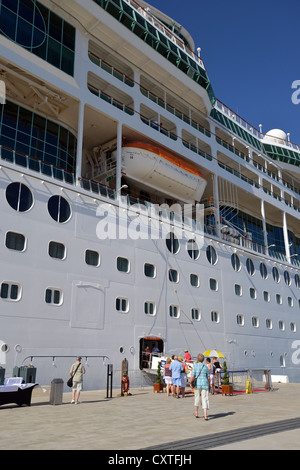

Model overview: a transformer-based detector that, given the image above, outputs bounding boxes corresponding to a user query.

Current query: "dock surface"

[0,383,299,450]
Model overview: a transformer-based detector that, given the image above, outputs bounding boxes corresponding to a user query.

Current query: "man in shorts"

[169,355,183,398]
[70,356,86,404]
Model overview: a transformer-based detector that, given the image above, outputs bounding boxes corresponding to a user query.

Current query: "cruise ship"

[0,0,300,389]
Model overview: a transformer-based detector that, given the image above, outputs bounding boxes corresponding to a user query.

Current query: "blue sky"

[147,0,300,144]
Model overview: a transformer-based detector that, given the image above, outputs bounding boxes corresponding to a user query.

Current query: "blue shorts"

[172,377,182,387]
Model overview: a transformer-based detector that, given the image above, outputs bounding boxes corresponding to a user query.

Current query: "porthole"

[187,239,199,260]
[166,232,179,254]
[48,195,71,223]
[284,270,291,286]
[295,274,300,288]
[1,343,9,353]
[206,245,217,265]
[231,253,240,272]
[272,266,280,283]
[246,258,255,276]
[6,182,33,212]
[260,263,268,279]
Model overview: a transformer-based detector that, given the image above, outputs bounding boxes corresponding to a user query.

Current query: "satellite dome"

[263,129,287,145]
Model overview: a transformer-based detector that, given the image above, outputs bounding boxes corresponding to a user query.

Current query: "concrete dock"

[0,383,299,450]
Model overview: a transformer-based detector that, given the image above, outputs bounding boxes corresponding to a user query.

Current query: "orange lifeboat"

[119,142,206,204]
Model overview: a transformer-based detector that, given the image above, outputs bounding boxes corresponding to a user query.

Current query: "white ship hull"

[0,0,299,390]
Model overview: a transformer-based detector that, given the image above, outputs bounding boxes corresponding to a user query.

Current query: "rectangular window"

[5,231,26,251]
[235,284,242,296]
[190,273,199,287]
[144,301,155,315]
[45,288,62,305]
[144,263,155,278]
[252,316,259,328]
[117,257,129,273]
[263,291,270,302]
[169,305,179,318]
[116,297,128,312]
[191,308,200,321]
[85,249,100,266]
[209,278,218,291]
[211,311,220,323]
[0,282,21,301]
[169,269,178,283]
[48,241,65,259]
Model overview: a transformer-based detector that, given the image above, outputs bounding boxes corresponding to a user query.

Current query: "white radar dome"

[263,129,287,145]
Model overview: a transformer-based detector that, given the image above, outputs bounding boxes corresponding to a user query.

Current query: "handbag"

[67,362,81,388]
[191,364,204,388]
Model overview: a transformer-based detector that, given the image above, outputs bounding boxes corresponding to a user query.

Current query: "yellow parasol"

[203,349,225,358]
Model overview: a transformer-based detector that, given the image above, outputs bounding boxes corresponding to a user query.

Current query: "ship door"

[139,337,164,369]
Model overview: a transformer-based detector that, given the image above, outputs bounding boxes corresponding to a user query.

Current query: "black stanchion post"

[106,364,113,398]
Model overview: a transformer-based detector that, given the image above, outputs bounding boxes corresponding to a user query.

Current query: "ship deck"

[0,382,299,451]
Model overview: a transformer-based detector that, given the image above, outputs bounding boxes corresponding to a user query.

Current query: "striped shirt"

[191,362,209,389]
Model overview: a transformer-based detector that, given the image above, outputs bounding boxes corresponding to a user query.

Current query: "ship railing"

[123,0,206,70]
[88,51,134,87]
[0,145,75,185]
[215,99,300,153]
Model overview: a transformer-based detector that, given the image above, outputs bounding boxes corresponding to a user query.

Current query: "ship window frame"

[144,263,156,278]
[169,304,179,318]
[246,258,255,276]
[295,274,300,288]
[48,241,66,260]
[206,245,217,265]
[235,284,242,296]
[47,195,71,223]
[252,316,259,328]
[263,291,270,302]
[278,320,285,331]
[266,318,272,330]
[191,308,201,321]
[144,301,156,316]
[187,239,200,260]
[236,314,244,326]
[260,262,268,279]
[284,270,291,286]
[209,278,218,291]
[287,296,293,307]
[166,232,180,254]
[117,256,130,273]
[45,287,63,305]
[6,182,33,213]
[211,310,220,323]
[0,281,22,301]
[290,322,296,332]
[276,294,282,305]
[169,268,179,283]
[272,266,280,283]
[190,273,199,287]
[85,249,100,267]
[250,287,257,299]
[231,253,241,272]
[116,297,129,313]
[5,231,26,252]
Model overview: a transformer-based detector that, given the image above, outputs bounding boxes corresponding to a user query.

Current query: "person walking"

[206,357,215,394]
[169,355,183,398]
[190,353,210,420]
[163,358,173,396]
[70,356,86,404]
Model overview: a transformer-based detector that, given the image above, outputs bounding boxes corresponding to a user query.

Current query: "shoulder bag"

[191,364,204,389]
[67,362,81,388]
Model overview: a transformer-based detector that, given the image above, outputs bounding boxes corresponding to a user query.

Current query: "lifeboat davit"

[119,142,207,204]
